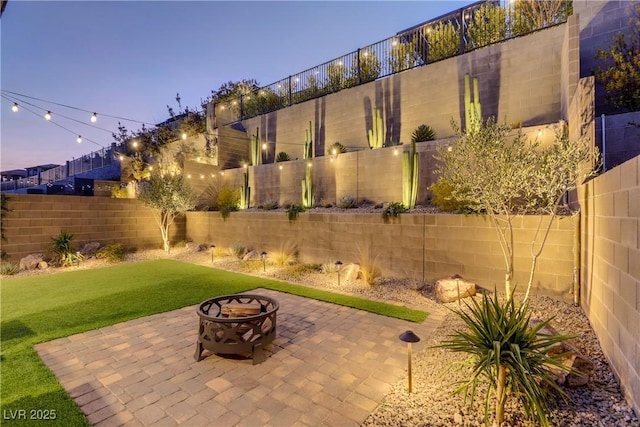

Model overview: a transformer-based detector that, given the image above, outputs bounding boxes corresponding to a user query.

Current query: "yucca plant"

[438,291,573,426]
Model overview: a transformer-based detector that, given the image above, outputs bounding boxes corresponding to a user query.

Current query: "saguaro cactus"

[303,121,313,159]
[368,108,384,149]
[301,163,315,208]
[464,74,482,134]
[239,170,250,209]
[251,127,261,166]
[402,139,419,209]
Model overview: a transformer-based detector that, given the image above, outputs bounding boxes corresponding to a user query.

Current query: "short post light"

[335,260,343,286]
[210,244,216,263]
[75,251,81,268]
[399,330,421,393]
[261,251,267,272]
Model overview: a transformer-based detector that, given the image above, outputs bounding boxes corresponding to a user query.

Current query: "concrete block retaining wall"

[236,23,568,162]
[185,210,576,301]
[1,195,184,261]
[579,155,640,415]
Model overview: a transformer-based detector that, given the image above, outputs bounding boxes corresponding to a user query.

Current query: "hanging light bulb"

[77,135,82,143]
[91,112,97,123]
[182,132,187,140]
[45,111,52,121]
[12,103,19,112]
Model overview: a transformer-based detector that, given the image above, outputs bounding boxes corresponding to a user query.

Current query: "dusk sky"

[1,1,469,171]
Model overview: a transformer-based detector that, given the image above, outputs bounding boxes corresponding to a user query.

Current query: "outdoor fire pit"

[194,294,279,365]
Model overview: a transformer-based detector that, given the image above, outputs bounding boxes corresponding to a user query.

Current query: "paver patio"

[35,289,443,426]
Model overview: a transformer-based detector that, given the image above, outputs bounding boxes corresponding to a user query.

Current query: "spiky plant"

[438,291,573,426]
[275,152,291,162]
[411,124,436,142]
[51,230,79,267]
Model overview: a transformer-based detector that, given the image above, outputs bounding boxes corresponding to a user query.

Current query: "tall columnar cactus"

[464,74,482,134]
[239,170,250,209]
[301,163,315,208]
[368,108,384,149]
[303,121,313,159]
[402,139,419,209]
[251,127,261,166]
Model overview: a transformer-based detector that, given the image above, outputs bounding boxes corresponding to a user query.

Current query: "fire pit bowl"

[194,294,278,365]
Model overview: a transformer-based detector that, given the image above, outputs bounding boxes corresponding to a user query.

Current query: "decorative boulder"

[37,261,49,270]
[78,242,101,258]
[532,320,595,387]
[435,274,476,303]
[19,253,45,270]
[186,242,206,252]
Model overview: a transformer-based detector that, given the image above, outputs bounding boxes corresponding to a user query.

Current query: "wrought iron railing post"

[356,48,362,84]
[459,6,466,54]
[288,76,293,106]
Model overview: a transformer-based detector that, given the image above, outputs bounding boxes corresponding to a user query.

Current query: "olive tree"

[435,118,597,301]
[137,173,197,253]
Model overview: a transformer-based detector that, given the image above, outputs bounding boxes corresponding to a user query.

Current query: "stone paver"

[35,289,442,426]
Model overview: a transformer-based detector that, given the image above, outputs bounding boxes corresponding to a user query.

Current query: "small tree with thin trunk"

[436,117,597,426]
[435,117,597,301]
[137,173,197,253]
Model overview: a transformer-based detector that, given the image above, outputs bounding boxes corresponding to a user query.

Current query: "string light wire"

[1,89,155,126]
[2,94,104,148]
[2,92,119,134]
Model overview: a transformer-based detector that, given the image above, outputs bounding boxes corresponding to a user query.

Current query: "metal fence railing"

[215,0,571,124]
[1,145,121,192]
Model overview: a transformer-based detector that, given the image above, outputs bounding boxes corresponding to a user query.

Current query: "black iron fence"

[0,145,121,192]
[215,0,571,123]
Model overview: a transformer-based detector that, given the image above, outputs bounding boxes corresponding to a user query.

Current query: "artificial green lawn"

[1,259,427,426]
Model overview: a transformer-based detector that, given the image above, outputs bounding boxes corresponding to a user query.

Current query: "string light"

[77,135,82,143]
[1,89,154,125]
[44,111,52,121]
[12,103,18,112]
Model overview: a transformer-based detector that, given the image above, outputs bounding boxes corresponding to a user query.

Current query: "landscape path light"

[210,244,216,263]
[335,260,343,286]
[261,251,267,272]
[399,330,421,393]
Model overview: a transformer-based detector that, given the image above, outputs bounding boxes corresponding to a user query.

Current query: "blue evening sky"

[1,1,469,171]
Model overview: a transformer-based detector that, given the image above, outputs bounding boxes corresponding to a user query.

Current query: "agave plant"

[411,124,436,142]
[275,152,291,162]
[51,230,82,267]
[438,291,573,426]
